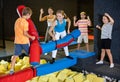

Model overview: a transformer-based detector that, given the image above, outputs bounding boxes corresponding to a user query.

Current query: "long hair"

[56,10,68,19]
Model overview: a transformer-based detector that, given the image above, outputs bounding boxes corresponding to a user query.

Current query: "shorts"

[101,39,111,49]
[77,34,88,43]
[14,44,29,56]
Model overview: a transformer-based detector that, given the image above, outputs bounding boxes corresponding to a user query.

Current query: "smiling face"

[102,16,109,24]
[80,13,86,19]
[48,8,54,15]
[56,13,64,21]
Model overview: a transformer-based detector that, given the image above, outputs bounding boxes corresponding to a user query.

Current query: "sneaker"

[110,63,114,68]
[96,61,103,64]
[44,53,48,55]
[9,69,14,75]
[50,58,55,64]
[66,56,74,59]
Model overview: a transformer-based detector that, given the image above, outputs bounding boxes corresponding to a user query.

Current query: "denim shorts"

[14,44,29,56]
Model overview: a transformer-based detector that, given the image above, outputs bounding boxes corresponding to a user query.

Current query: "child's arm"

[66,17,71,34]
[104,13,114,24]
[87,16,92,26]
[49,21,56,41]
[96,25,101,30]
[24,31,35,40]
[73,16,77,27]
[39,8,47,22]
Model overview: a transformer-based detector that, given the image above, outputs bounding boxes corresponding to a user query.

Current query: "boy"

[10,7,35,74]
[73,12,91,51]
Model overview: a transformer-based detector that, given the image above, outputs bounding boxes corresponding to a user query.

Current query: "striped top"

[75,19,89,34]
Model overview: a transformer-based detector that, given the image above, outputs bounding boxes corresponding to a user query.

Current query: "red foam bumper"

[0,67,35,82]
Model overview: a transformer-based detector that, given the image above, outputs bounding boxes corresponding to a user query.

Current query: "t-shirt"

[54,19,66,32]
[76,19,89,35]
[101,23,113,39]
[47,15,56,27]
[14,17,29,44]
[41,15,56,27]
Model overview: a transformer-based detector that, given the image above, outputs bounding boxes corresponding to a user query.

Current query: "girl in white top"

[39,7,56,42]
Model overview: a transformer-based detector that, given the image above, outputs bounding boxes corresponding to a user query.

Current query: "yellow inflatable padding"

[93,77,105,82]
[67,71,77,78]
[15,63,22,71]
[73,73,84,82]
[38,75,49,82]
[7,63,11,70]
[65,77,74,82]
[83,79,90,82]
[47,71,59,77]
[20,64,30,70]
[17,59,23,65]
[40,59,47,64]
[30,77,39,82]
[48,76,58,82]
[86,73,97,82]
[0,65,6,74]
[5,71,10,74]
[22,56,29,65]
[57,69,69,81]
[0,60,9,69]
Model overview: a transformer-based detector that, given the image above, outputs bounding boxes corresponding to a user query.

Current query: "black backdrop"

[0,0,5,48]
[1,0,78,39]
[3,0,120,64]
[94,0,120,64]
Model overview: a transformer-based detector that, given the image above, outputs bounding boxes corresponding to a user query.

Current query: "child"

[49,10,73,64]
[96,13,114,68]
[73,12,91,51]
[39,7,56,42]
[10,7,35,74]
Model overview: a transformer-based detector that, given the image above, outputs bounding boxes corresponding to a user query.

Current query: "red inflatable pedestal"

[0,67,35,82]
[30,40,42,65]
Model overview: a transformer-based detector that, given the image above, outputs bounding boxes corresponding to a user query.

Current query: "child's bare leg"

[100,49,106,61]
[77,43,80,50]
[10,56,18,70]
[106,49,113,64]
[86,43,89,52]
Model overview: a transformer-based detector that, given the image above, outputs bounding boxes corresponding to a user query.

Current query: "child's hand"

[52,36,56,41]
[96,25,101,29]
[31,36,35,41]
[87,16,90,20]
[73,16,77,21]
[104,13,109,17]
[40,8,44,14]
[67,30,70,34]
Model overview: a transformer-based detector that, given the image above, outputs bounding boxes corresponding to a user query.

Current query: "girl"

[49,10,73,64]
[96,13,114,68]
[39,7,56,42]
